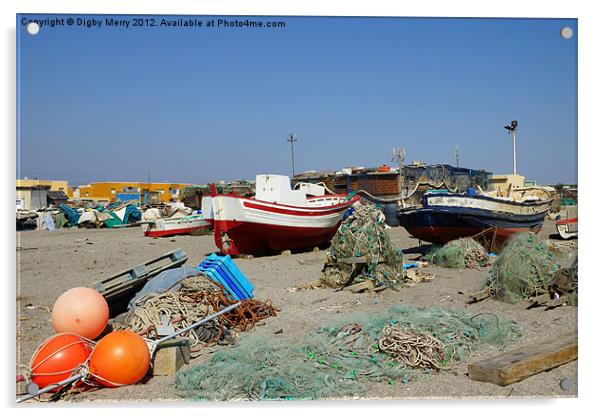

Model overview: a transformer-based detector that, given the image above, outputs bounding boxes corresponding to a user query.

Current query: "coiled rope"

[378,325,445,369]
[118,274,279,357]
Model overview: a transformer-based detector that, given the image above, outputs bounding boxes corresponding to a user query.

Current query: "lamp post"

[287,133,298,177]
[504,120,518,175]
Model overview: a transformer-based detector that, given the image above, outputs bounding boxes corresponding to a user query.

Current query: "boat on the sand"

[142,213,210,238]
[208,174,359,255]
[555,204,577,239]
[397,187,553,246]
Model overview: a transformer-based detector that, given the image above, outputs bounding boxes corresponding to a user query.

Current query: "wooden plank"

[339,256,367,264]
[467,289,491,304]
[468,331,577,386]
[545,296,569,310]
[527,293,551,308]
[346,280,375,293]
[152,338,190,376]
[338,255,386,265]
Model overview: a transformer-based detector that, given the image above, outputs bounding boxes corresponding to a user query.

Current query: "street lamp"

[504,120,518,175]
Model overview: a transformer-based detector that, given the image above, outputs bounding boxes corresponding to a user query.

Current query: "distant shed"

[47,190,69,207]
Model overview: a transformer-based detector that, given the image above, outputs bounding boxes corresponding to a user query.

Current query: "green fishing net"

[321,202,404,289]
[175,304,522,400]
[566,255,578,306]
[425,238,490,269]
[487,232,559,304]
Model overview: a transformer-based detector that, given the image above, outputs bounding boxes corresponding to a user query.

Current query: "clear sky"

[16,14,577,186]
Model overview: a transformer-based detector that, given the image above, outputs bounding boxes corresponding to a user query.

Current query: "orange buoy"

[30,333,94,389]
[88,330,150,387]
[51,287,109,340]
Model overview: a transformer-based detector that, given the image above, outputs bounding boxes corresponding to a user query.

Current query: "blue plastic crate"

[203,254,254,296]
[202,268,245,300]
[197,253,254,300]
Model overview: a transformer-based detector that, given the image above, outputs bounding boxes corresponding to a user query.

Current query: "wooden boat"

[208,174,359,255]
[397,187,553,246]
[555,205,577,239]
[142,213,210,238]
[556,218,577,239]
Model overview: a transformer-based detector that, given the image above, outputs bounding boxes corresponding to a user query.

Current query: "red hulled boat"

[207,174,359,255]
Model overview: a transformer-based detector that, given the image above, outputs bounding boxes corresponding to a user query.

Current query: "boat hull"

[556,218,577,240]
[397,193,551,245]
[143,215,210,238]
[211,194,359,255]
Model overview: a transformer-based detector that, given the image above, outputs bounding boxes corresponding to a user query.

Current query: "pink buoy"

[51,287,109,340]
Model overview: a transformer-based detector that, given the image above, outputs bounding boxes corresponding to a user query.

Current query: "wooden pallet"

[468,331,577,386]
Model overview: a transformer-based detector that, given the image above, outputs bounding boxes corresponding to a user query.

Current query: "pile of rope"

[175,304,522,400]
[487,232,559,304]
[547,239,578,253]
[117,275,279,357]
[378,326,444,369]
[321,201,405,289]
[425,238,490,269]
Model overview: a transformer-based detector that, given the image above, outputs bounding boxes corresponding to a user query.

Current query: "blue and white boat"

[397,188,552,245]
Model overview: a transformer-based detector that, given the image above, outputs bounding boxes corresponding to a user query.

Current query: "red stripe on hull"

[214,220,341,255]
[556,218,578,225]
[221,193,355,210]
[145,225,210,238]
[406,225,542,245]
[242,200,352,216]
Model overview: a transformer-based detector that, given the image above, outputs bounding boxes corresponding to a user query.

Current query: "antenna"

[392,147,406,198]
[287,133,298,177]
[455,144,460,168]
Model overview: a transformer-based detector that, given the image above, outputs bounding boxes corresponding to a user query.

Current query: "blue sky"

[16,15,577,186]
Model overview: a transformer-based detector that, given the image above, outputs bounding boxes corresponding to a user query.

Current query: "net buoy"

[88,330,150,387]
[30,333,93,390]
[51,287,109,339]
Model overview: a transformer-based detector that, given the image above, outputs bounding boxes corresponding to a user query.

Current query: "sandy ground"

[15,219,577,402]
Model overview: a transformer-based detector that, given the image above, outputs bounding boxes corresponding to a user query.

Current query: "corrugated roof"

[47,191,68,200]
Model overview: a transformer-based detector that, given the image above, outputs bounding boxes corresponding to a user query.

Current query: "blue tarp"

[43,213,55,231]
[58,204,79,227]
[122,204,141,223]
[128,266,200,311]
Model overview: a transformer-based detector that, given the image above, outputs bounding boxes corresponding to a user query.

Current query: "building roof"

[47,191,69,200]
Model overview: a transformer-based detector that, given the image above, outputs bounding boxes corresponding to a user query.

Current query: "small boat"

[397,187,553,246]
[208,174,359,255]
[556,218,578,239]
[142,213,210,238]
[555,204,578,239]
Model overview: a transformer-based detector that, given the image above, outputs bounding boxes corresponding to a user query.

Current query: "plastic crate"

[197,253,254,300]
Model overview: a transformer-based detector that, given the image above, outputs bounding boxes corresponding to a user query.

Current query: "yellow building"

[16,179,73,198]
[75,182,194,203]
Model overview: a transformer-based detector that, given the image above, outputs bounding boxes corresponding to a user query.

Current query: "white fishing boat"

[208,174,359,255]
[142,213,210,238]
[555,204,578,239]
